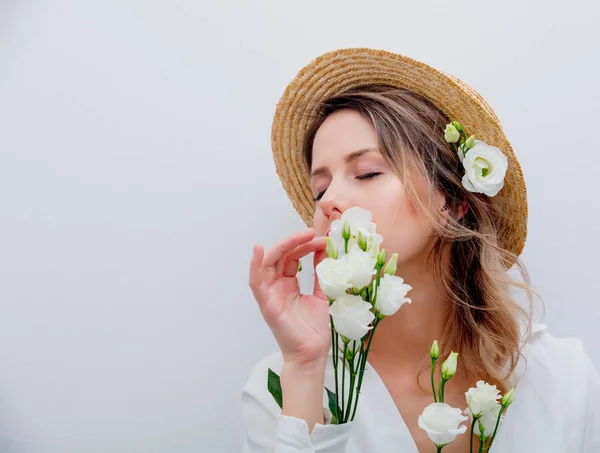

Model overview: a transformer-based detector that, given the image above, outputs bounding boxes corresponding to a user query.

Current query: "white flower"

[465,380,501,417]
[478,405,504,439]
[315,258,353,299]
[374,274,412,316]
[461,140,508,197]
[444,124,460,143]
[344,249,377,290]
[329,207,382,257]
[418,402,468,447]
[329,294,375,341]
[465,404,504,439]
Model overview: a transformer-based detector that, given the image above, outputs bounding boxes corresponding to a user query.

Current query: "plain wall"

[0,1,598,452]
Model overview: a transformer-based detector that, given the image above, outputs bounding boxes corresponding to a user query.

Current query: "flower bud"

[444,124,460,143]
[383,253,398,276]
[377,248,387,268]
[441,352,459,380]
[477,419,486,439]
[357,231,367,251]
[465,135,476,149]
[326,237,338,259]
[430,340,439,360]
[345,346,355,361]
[342,220,351,241]
[452,121,464,133]
[502,388,515,407]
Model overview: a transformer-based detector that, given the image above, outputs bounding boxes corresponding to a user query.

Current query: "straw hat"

[271,48,527,264]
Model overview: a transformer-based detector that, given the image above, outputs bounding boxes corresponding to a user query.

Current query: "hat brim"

[271,48,527,266]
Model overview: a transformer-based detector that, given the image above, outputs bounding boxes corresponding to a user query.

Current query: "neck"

[368,258,449,369]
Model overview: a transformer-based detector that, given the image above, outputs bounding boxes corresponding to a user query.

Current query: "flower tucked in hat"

[444,121,508,197]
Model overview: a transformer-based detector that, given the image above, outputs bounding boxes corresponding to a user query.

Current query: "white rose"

[466,404,504,439]
[461,141,508,197]
[315,258,353,299]
[329,207,382,256]
[344,249,377,290]
[374,274,412,316]
[329,294,375,341]
[465,380,501,417]
[418,402,468,447]
[478,405,503,439]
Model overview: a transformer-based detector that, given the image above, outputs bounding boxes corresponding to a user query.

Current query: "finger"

[263,229,315,268]
[249,244,270,305]
[281,237,327,277]
[313,247,328,299]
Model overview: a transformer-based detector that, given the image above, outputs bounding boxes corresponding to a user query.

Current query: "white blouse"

[241,324,600,452]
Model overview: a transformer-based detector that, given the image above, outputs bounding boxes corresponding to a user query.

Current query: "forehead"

[311,109,379,165]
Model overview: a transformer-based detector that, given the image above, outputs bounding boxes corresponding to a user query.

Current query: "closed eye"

[314,190,326,202]
[356,172,382,180]
[314,172,382,202]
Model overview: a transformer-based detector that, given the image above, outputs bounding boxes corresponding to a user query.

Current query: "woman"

[242,48,599,452]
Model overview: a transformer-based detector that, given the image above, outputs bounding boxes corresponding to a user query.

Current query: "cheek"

[371,185,435,260]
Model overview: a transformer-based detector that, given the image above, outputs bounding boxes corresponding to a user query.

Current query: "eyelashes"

[356,171,382,180]
[314,172,383,202]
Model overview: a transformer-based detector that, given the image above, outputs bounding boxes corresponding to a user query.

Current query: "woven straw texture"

[271,48,527,265]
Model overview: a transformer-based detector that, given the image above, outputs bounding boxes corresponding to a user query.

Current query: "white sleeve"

[241,353,353,453]
[582,350,600,449]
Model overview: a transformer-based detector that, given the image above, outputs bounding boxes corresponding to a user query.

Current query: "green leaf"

[325,386,340,424]
[267,368,283,409]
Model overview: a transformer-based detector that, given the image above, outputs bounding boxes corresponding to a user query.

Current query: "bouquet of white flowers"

[267,206,412,424]
[265,207,516,452]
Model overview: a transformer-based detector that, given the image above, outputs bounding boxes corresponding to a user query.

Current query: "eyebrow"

[310,148,378,178]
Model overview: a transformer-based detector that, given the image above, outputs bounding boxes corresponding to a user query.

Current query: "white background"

[0,1,598,452]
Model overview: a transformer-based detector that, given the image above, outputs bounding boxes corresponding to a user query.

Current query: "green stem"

[430,358,438,402]
[330,316,342,422]
[436,446,443,453]
[438,378,446,403]
[343,341,357,422]
[350,317,381,421]
[486,404,506,450]
[469,416,477,453]
[341,341,347,419]
[478,438,485,453]
[373,266,382,305]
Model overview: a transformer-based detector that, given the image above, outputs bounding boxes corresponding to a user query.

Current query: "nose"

[319,183,350,221]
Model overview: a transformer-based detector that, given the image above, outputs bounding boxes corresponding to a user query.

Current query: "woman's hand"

[249,228,331,368]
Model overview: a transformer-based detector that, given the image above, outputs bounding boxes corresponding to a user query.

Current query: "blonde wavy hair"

[301,85,539,393]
